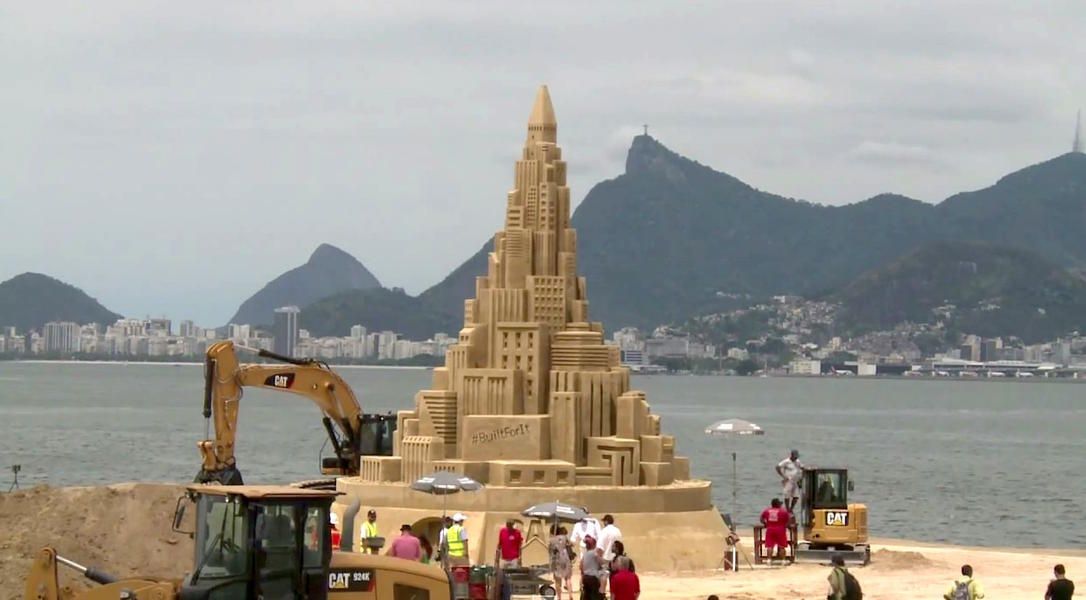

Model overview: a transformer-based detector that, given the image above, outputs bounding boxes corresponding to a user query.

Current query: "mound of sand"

[869,548,940,570]
[0,483,191,598]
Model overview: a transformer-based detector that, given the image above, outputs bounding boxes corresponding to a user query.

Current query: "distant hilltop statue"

[1075,109,1083,154]
[227,244,381,326]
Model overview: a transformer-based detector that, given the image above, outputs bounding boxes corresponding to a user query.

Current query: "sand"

[632,538,1086,600]
[0,483,192,599]
[2,484,1082,599]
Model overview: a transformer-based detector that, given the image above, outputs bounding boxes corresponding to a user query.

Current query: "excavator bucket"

[194,464,244,486]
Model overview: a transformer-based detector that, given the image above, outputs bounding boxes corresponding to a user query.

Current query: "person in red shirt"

[315,511,342,551]
[329,512,342,550]
[760,498,792,563]
[609,556,639,600]
[498,519,523,568]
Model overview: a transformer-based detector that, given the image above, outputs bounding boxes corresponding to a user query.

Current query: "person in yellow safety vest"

[360,509,379,554]
[445,513,470,564]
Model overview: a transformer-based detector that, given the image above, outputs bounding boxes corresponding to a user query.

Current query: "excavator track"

[291,478,339,490]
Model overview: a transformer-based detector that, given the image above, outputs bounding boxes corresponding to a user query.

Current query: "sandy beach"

[2,483,1082,599]
[635,538,1085,599]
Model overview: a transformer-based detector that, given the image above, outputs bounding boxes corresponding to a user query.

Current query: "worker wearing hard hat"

[441,513,470,565]
[360,509,380,554]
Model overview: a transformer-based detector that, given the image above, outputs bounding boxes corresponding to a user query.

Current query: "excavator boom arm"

[196,341,364,485]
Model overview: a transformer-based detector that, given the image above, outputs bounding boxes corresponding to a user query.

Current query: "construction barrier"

[752,525,798,565]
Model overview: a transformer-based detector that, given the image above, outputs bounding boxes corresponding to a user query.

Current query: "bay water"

[1,362,1082,548]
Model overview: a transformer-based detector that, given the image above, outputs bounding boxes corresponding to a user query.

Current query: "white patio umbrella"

[705,418,765,436]
[410,471,484,519]
[521,501,590,523]
[522,500,590,537]
[411,471,484,565]
[705,419,765,522]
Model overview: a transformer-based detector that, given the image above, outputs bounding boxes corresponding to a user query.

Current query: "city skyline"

[2,3,1084,325]
[1,313,459,363]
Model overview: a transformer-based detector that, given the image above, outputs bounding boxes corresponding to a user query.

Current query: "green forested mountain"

[419,139,1086,331]
[300,287,460,340]
[0,272,122,332]
[229,244,382,326]
[835,241,1086,343]
[289,140,1086,337]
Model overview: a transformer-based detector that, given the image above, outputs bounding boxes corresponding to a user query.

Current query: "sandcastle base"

[334,477,730,571]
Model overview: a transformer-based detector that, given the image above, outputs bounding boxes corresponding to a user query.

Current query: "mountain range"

[5,137,1086,344]
[376,137,1086,334]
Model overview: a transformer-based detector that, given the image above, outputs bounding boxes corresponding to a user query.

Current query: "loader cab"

[178,485,337,600]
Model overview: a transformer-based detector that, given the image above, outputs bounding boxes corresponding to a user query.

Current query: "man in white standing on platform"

[776,449,804,514]
[569,515,600,591]
[597,514,622,595]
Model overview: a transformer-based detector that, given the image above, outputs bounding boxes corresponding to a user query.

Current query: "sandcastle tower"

[337,86,727,569]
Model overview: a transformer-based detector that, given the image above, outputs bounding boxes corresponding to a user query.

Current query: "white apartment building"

[43,321,81,353]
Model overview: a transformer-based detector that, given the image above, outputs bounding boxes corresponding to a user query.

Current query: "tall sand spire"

[527,85,557,143]
[337,86,727,571]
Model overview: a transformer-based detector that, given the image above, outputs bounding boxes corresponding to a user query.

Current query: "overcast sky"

[2,2,1084,326]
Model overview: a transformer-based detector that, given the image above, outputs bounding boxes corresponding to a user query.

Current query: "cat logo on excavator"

[825,511,849,526]
[264,373,295,389]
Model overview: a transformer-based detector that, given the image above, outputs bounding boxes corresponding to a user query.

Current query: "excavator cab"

[178,485,336,599]
[794,467,870,565]
[320,413,397,476]
[358,413,397,457]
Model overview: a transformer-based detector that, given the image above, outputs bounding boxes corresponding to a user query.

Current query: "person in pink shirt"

[387,524,422,561]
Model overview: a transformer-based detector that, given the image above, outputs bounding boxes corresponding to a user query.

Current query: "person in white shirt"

[596,515,622,594]
[569,516,600,553]
[569,516,600,591]
[775,449,804,513]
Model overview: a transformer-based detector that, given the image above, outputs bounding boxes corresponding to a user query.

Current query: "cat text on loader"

[195,341,397,487]
[795,467,870,565]
[25,485,452,599]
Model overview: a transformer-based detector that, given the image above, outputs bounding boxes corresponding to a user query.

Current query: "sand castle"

[336,86,728,569]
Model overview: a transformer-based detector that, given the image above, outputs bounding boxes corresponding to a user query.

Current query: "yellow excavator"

[795,467,870,565]
[195,341,397,487]
[25,484,452,599]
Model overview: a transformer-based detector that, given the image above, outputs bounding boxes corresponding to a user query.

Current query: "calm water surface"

[1,362,1082,548]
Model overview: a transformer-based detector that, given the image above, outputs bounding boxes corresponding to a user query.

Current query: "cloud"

[0,1,1083,324]
[846,141,943,167]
